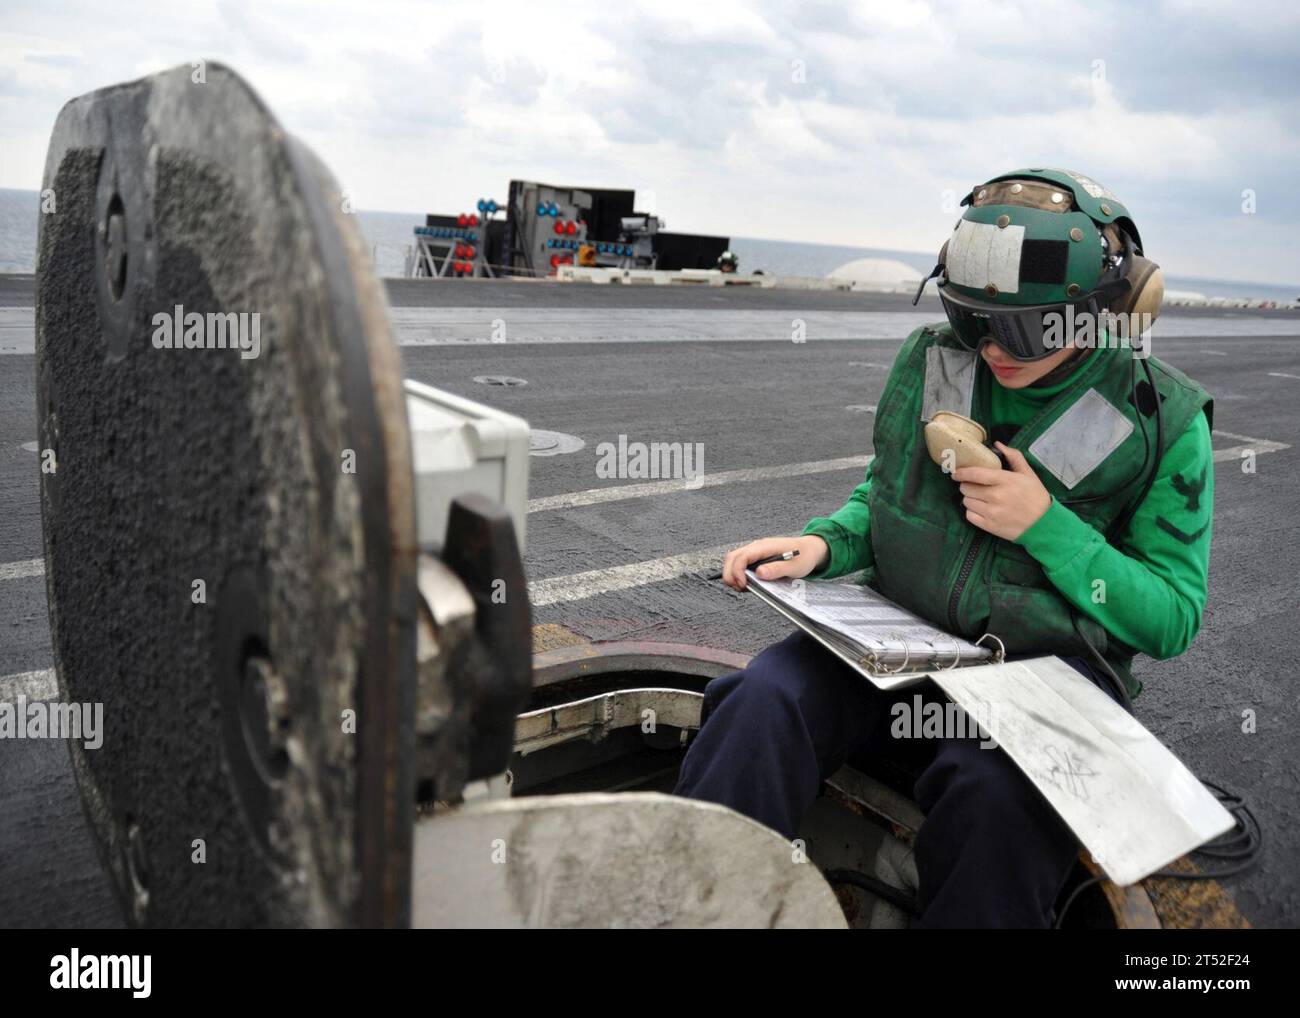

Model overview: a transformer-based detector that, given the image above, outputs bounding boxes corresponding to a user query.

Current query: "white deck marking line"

[1214,442,1289,460]
[10,309,1300,355]
[0,458,874,580]
[1203,350,1227,356]
[2,436,1290,604]
[527,455,871,512]
[529,544,737,607]
[530,436,1290,605]
[527,431,1285,514]
[0,557,43,581]
[0,668,57,701]
[1268,372,1300,380]
[1212,429,1290,457]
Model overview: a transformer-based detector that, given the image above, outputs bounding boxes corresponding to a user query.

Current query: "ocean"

[2,187,1295,304]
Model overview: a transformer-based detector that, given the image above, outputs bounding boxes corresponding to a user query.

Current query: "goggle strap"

[912,263,944,306]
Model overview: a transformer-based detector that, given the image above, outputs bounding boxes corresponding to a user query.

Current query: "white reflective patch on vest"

[946,219,1025,294]
[921,346,977,421]
[1028,388,1134,490]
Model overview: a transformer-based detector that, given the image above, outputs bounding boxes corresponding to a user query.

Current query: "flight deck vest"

[865,323,1213,699]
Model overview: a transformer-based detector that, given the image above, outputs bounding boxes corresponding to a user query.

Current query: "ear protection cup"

[1120,256,1164,323]
[1105,227,1164,325]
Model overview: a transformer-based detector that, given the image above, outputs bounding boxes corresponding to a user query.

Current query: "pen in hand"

[748,550,800,571]
[706,549,799,581]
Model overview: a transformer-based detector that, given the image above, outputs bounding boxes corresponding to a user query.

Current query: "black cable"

[1053,874,1106,928]
[1062,353,1169,710]
[1105,356,1165,543]
[1071,613,1133,717]
[823,868,923,917]
[1053,779,1262,928]
[1059,226,1165,526]
[1070,610,1133,713]
[826,773,1260,928]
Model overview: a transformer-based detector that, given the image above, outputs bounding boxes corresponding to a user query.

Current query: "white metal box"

[403,380,530,553]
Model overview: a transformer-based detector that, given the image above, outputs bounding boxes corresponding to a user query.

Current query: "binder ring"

[933,634,963,671]
[870,629,912,675]
[975,632,1006,663]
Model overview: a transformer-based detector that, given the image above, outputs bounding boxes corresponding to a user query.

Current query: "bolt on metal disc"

[36,63,417,927]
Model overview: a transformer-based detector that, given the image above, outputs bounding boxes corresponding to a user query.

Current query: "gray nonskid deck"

[1,281,1297,926]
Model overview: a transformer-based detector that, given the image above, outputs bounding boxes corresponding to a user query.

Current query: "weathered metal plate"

[36,63,417,927]
[412,792,848,929]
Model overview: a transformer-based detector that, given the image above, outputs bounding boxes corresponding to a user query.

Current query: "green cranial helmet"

[920,168,1163,360]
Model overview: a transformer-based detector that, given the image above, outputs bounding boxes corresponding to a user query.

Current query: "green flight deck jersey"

[801,323,1214,700]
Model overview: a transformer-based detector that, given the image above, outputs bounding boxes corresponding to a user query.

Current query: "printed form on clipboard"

[744,569,1236,886]
[743,571,1002,690]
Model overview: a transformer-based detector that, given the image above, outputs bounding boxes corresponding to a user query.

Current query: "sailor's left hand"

[953,442,1051,541]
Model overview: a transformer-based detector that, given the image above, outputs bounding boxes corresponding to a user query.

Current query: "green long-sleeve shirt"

[802,362,1214,662]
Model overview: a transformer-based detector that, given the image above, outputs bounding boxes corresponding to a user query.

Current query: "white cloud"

[0,0,1296,284]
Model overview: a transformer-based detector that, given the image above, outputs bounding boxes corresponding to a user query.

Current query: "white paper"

[929,656,1236,886]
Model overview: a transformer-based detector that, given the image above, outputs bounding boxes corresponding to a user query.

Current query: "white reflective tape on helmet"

[1051,168,1120,203]
[946,220,1025,295]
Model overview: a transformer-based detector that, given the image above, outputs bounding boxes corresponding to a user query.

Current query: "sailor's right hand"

[721,535,829,592]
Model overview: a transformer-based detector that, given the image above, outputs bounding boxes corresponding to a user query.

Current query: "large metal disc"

[36,63,417,927]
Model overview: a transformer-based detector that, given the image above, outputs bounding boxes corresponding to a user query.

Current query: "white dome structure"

[827,257,924,293]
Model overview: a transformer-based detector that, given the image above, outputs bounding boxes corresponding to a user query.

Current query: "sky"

[1,0,1298,285]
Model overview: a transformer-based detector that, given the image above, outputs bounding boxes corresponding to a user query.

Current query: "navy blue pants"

[673,630,1124,928]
